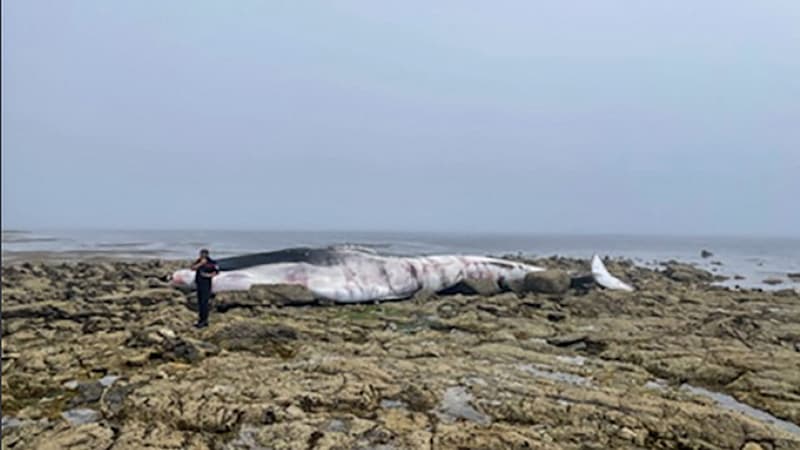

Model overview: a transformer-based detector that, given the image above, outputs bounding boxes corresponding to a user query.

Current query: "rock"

[663,263,713,283]
[546,333,588,347]
[546,311,568,322]
[2,416,24,429]
[61,408,101,425]
[788,272,800,281]
[438,279,502,296]
[22,353,48,371]
[101,382,137,418]
[734,275,746,280]
[523,270,571,294]
[215,284,317,310]
[618,427,638,441]
[2,302,80,320]
[125,353,149,367]
[701,250,714,258]
[435,386,491,425]
[763,278,783,285]
[398,384,437,412]
[249,284,316,305]
[126,326,176,348]
[411,289,437,304]
[774,289,797,297]
[6,258,800,448]
[211,320,298,357]
[99,375,119,387]
[568,274,596,290]
[163,337,219,363]
[741,443,765,450]
[67,381,104,407]
[31,423,114,450]
[126,326,218,363]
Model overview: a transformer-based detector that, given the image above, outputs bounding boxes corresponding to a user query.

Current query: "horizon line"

[2,227,799,241]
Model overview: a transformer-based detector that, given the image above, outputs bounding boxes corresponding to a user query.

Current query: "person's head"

[200,248,210,258]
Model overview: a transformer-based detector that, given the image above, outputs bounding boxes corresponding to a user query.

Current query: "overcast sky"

[2,1,798,235]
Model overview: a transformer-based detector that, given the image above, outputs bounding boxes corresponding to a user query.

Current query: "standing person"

[190,248,219,328]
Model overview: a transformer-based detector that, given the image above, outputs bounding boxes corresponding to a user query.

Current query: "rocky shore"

[2,257,799,449]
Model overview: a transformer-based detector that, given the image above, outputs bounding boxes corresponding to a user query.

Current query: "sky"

[2,1,799,235]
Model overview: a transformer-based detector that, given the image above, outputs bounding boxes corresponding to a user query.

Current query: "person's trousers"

[196,281,211,324]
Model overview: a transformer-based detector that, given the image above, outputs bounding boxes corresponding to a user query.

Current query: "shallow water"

[436,386,491,425]
[520,364,800,437]
[680,384,800,436]
[644,379,800,436]
[61,408,101,425]
[518,364,591,386]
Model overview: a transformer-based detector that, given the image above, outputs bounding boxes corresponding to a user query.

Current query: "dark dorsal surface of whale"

[215,247,346,271]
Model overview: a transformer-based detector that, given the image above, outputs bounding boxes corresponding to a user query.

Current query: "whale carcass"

[169,245,633,303]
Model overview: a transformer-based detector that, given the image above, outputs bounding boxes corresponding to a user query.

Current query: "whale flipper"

[591,254,634,292]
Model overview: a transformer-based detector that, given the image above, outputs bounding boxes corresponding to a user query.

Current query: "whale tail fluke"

[590,254,635,292]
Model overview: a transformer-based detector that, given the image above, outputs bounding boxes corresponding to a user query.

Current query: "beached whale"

[169,245,633,303]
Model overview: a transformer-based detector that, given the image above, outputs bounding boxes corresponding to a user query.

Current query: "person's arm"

[190,258,206,270]
[201,261,220,278]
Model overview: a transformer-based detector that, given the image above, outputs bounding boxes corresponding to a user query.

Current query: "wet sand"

[2,257,799,449]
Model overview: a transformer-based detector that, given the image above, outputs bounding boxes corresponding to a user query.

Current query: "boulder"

[701,249,714,258]
[522,270,571,294]
[162,337,219,363]
[126,326,218,363]
[663,263,713,283]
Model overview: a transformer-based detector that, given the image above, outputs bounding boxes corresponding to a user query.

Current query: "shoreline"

[2,257,799,448]
[4,250,799,292]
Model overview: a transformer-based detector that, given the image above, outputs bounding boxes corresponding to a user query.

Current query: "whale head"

[169,269,197,291]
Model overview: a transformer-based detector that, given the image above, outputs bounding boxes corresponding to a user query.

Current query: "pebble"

[380,399,408,409]
[546,334,588,347]
[99,375,119,387]
[618,427,638,441]
[2,416,24,429]
[125,353,149,367]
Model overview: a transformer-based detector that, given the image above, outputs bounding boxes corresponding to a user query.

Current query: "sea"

[2,229,799,290]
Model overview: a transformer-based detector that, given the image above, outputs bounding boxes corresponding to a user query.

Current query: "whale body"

[169,245,633,303]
